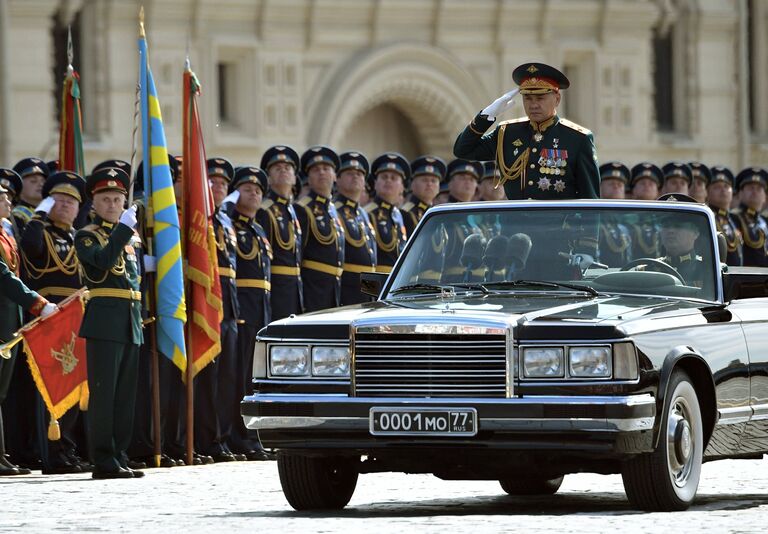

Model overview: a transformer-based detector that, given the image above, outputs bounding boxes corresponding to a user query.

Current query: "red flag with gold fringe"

[21,288,89,440]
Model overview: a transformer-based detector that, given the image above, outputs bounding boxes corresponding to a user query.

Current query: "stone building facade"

[1,0,767,172]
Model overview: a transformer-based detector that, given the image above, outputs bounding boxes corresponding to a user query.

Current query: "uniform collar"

[94,215,115,231]
[335,193,358,210]
[741,204,758,217]
[309,190,330,204]
[234,208,254,224]
[669,253,692,264]
[409,194,430,210]
[530,115,559,134]
[374,196,393,210]
[269,190,291,204]
[447,194,465,204]
[709,205,729,217]
[51,220,73,232]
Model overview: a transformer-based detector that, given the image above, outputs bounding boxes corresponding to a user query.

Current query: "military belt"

[218,267,236,278]
[302,259,343,277]
[87,288,142,301]
[236,279,271,291]
[343,262,376,274]
[38,286,79,298]
[271,265,301,277]
[375,265,393,274]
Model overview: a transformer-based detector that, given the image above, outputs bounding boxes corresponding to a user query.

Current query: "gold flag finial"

[139,6,145,38]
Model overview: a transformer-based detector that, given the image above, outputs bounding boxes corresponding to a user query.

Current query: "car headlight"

[270,345,309,376]
[312,346,350,377]
[569,346,612,378]
[522,347,564,378]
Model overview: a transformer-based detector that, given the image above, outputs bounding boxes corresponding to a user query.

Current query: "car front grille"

[353,333,508,398]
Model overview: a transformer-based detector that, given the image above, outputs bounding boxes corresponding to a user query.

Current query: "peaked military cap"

[0,168,22,198]
[46,160,60,174]
[261,145,300,172]
[207,158,235,182]
[230,166,268,194]
[662,162,693,186]
[480,161,499,182]
[371,152,411,184]
[657,192,698,203]
[87,167,130,198]
[338,151,369,176]
[410,156,447,182]
[689,162,711,186]
[630,162,663,188]
[708,165,734,187]
[512,62,570,94]
[93,159,131,175]
[599,161,630,184]
[43,171,86,202]
[447,159,483,181]
[735,167,768,191]
[13,157,49,179]
[300,145,340,175]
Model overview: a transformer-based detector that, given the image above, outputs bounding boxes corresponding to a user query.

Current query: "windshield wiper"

[483,279,599,297]
[390,283,490,295]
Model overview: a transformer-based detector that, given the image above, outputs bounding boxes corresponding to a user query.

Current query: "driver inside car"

[657,219,705,289]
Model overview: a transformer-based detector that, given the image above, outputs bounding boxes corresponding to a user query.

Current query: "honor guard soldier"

[454,62,600,200]
[228,166,272,460]
[477,161,507,202]
[75,167,145,479]
[0,169,22,237]
[446,159,482,203]
[707,166,742,266]
[597,163,632,267]
[0,181,56,476]
[732,167,768,267]
[20,171,89,474]
[661,162,693,197]
[689,162,711,204]
[257,146,303,321]
[402,156,445,235]
[629,163,663,259]
[11,158,49,232]
[296,146,345,312]
[365,153,409,274]
[334,152,377,305]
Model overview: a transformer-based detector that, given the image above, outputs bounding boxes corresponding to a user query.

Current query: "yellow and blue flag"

[139,26,187,371]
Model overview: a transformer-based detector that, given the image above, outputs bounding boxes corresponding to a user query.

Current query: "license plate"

[369,407,477,436]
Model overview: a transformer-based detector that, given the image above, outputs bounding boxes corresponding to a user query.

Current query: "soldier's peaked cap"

[0,168,22,198]
[13,157,49,179]
[662,162,693,186]
[708,165,734,187]
[230,166,268,194]
[338,151,370,176]
[43,171,86,202]
[207,158,235,182]
[86,167,130,198]
[261,145,300,171]
[735,167,768,191]
[630,162,663,188]
[512,63,570,94]
[410,156,447,182]
[447,159,483,181]
[300,146,340,174]
[599,161,630,184]
[371,152,411,184]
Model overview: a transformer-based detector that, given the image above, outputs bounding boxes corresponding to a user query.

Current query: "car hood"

[260,293,709,340]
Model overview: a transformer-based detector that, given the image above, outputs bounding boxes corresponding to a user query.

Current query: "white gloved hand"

[222,190,240,205]
[481,88,520,121]
[143,255,157,273]
[36,196,56,215]
[568,253,595,270]
[119,205,138,229]
[40,303,58,318]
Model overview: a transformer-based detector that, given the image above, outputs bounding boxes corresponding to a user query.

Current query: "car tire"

[277,453,358,511]
[621,369,703,511]
[499,475,564,495]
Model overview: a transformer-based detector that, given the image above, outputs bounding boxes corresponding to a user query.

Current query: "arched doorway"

[336,103,424,160]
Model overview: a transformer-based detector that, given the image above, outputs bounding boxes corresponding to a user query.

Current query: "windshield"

[387,205,718,301]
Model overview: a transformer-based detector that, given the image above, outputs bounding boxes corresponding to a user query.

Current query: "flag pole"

[183,56,195,467]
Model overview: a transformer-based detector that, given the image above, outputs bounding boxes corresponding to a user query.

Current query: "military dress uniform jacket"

[401,195,430,237]
[364,197,407,273]
[334,194,376,305]
[75,217,143,345]
[11,200,36,234]
[232,210,272,328]
[710,207,743,266]
[732,205,768,267]
[256,191,303,321]
[295,191,345,312]
[453,114,600,200]
[20,213,82,302]
[215,208,239,321]
[0,229,46,343]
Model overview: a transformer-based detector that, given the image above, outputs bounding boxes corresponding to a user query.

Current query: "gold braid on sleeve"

[493,123,530,191]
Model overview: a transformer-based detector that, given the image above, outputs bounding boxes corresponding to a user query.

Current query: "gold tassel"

[48,419,61,441]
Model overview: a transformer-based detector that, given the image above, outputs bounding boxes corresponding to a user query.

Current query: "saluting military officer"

[75,167,145,479]
[454,62,600,200]
[296,146,345,312]
[11,157,49,232]
[707,166,742,266]
[333,152,377,305]
[629,163,663,259]
[731,167,768,267]
[661,162,693,197]
[689,162,711,204]
[256,146,303,321]
[597,162,632,267]
[20,171,89,474]
[228,166,272,461]
[402,156,445,236]
[365,153,410,274]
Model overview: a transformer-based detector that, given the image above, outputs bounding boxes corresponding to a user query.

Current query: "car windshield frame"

[382,200,723,303]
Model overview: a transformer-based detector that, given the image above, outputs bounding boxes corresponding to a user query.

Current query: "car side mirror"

[360,272,388,299]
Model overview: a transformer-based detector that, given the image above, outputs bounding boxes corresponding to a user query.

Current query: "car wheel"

[499,475,564,495]
[621,369,703,511]
[277,453,359,511]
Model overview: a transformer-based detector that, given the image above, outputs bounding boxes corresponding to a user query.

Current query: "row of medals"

[538,155,567,176]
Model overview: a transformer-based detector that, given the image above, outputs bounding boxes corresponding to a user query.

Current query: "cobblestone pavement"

[1,458,766,533]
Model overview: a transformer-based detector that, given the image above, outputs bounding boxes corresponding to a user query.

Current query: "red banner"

[22,289,89,439]
[183,66,223,378]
